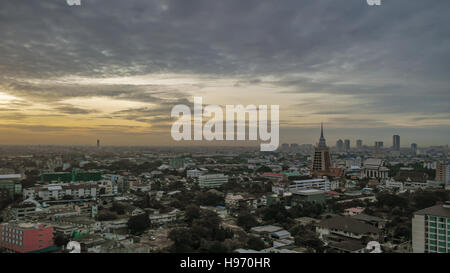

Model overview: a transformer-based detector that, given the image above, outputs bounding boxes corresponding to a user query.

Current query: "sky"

[0,0,449,147]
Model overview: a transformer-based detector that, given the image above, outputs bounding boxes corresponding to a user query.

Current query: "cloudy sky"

[0,0,449,147]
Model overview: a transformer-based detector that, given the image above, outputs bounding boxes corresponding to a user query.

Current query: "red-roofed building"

[344,207,365,216]
[326,191,340,198]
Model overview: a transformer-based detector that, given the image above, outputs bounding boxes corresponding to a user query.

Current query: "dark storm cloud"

[112,97,192,117]
[0,0,449,78]
[4,80,188,103]
[108,97,193,128]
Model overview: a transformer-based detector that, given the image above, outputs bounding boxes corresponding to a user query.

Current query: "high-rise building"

[356,139,362,150]
[312,124,331,177]
[446,167,450,190]
[97,139,100,148]
[374,141,384,155]
[281,143,290,152]
[436,161,450,187]
[290,143,299,152]
[0,223,55,253]
[0,174,22,200]
[393,135,400,151]
[411,143,418,155]
[375,141,384,149]
[336,139,344,153]
[344,139,350,152]
[412,201,450,253]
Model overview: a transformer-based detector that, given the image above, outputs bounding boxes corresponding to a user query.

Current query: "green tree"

[236,213,258,231]
[208,241,229,253]
[196,192,224,206]
[247,236,265,251]
[256,166,272,173]
[127,213,150,235]
[111,202,126,214]
[184,204,201,224]
[394,225,411,240]
[262,203,290,223]
[54,234,70,247]
[169,228,198,252]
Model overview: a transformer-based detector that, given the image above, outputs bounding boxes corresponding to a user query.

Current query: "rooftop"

[351,213,386,223]
[0,174,21,180]
[329,239,366,252]
[364,158,383,167]
[317,216,380,234]
[292,189,325,196]
[292,178,326,183]
[250,225,283,233]
[1,222,48,230]
[415,202,450,218]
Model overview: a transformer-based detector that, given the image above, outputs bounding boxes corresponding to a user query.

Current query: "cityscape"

[0,0,450,260]
[0,127,449,253]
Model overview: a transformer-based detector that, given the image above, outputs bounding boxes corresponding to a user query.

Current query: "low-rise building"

[225,194,244,209]
[23,182,98,201]
[7,204,38,220]
[271,230,291,240]
[343,207,365,216]
[316,216,380,241]
[225,194,267,210]
[361,159,389,180]
[198,174,228,188]
[149,209,184,226]
[289,178,331,192]
[290,189,326,205]
[262,172,286,181]
[186,169,204,178]
[351,214,387,229]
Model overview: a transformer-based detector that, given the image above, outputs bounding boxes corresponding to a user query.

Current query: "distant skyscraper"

[290,143,299,152]
[281,143,290,152]
[97,139,100,148]
[374,141,384,153]
[411,143,418,155]
[336,139,344,152]
[393,135,400,151]
[312,123,331,177]
[356,139,363,150]
[344,139,350,152]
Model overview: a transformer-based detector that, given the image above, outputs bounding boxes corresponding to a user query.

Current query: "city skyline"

[0,126,442,151]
